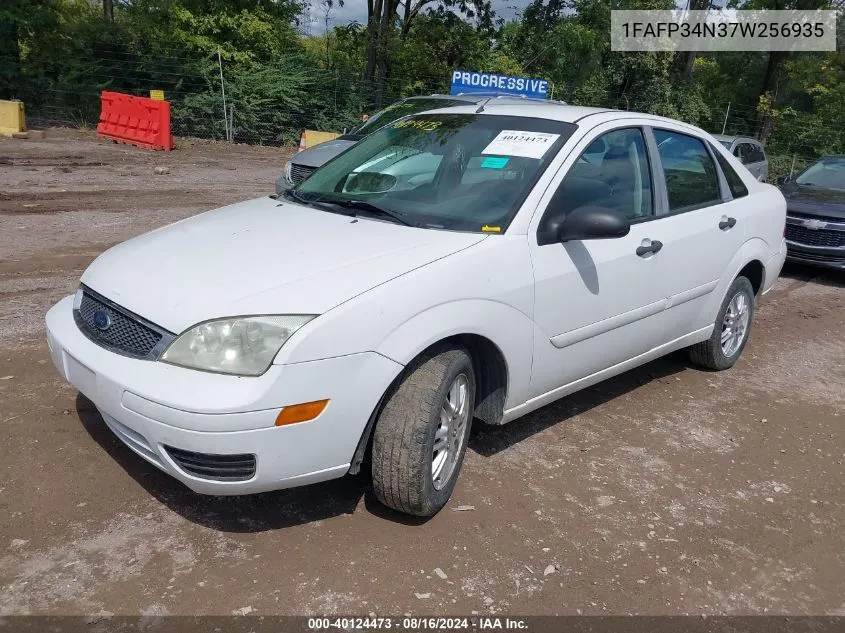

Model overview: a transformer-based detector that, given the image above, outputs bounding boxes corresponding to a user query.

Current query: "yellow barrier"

[0,100,26,136]
[301,130,340,149]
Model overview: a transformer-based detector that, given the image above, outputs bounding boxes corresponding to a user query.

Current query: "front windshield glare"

[352,99,463,136]
[795,158,845,190]
[295,113,576,232]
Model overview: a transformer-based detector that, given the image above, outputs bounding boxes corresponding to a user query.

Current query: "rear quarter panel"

[700,184,785,322]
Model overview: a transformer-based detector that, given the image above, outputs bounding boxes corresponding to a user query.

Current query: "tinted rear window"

[654,130,722,211]
[713,148,749,199]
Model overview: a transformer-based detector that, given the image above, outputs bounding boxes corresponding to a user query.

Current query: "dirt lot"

[1,130,844,617]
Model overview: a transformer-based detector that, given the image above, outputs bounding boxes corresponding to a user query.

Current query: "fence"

[3,48,834,182]
[7,48,455,148]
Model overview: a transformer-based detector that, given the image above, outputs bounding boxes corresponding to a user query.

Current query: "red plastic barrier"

[96,91,174,151]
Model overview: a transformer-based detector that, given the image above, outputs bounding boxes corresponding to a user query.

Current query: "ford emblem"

[92,309,111,331]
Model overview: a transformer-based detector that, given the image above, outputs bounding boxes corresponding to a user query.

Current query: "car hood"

[780,183,845,218]
[292,139,357,168]
[81,197,486,334]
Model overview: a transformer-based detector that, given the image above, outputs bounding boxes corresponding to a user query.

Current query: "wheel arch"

[374,299,531,408]
[348,301,528,475]
[702,239,770,322]
[737,258,765,296]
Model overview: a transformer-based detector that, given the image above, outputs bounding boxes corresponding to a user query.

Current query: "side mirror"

[539,206,630,245]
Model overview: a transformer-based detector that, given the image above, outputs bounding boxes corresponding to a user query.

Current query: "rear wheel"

[371,348,475,517]
[689,276,755,370]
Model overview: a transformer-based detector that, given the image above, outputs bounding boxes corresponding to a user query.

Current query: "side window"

[750,144,766,163]
[713,148,749,199]
[733,143,748,164]
[654,129,722,212]
[547,128,653,221]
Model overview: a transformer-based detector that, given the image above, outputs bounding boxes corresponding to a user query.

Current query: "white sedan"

[45,103,787,517]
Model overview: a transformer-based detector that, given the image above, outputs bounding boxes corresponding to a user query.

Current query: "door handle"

[719,216,737,230]
[636,240,663,257]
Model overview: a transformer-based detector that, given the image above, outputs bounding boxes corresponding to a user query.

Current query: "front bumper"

[46,295,402,495]
[274,174,290,195]
[785,246,845,269]
[785,215,845,270]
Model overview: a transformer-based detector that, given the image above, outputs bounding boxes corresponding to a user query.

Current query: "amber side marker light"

[275,399,329,426]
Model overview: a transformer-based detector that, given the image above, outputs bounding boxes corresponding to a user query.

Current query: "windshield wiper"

[313,196,414,227]
[282,188,319,207]
[284,190,414,227]
[283,189,358,216]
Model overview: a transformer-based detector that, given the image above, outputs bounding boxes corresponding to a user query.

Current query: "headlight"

[284,161,293,184]
[161,315,315,376]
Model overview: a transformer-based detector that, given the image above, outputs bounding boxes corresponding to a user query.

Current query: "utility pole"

[217,47,230,142]
[721,102,731,135]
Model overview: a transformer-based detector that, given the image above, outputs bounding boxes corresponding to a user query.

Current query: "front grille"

[164,446,256,481]
[787,211,845,224]
[785,223,845,248]
[290,163,316,184]
[74,287,171,359]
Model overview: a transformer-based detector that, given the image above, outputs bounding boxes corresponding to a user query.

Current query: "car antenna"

[476,97,493,113]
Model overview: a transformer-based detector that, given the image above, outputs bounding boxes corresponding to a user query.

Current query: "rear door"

[648,128,746,338]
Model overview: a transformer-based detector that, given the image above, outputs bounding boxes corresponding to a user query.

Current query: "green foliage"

[1,0,843,155]
[767,153,810,183]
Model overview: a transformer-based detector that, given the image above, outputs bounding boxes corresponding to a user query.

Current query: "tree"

[361,0,494,107]
[727,0,834,140]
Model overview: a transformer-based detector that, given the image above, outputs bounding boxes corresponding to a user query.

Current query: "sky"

[301,0,724,32]
[301,0,534,34]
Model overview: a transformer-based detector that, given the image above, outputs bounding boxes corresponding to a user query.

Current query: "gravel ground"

[0,130,843,617]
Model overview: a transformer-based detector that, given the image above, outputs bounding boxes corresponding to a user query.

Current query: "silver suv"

[713,134,769,182]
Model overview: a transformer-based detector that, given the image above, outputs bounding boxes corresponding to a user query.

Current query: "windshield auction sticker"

[482,131,560,159]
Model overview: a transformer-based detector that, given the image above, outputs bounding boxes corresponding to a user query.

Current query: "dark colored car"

[778,155,845,269]
[275,93,564,194]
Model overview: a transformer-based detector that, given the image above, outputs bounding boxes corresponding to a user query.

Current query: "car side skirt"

[499,325,713,425]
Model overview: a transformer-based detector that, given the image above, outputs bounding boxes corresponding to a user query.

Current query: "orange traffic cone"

[298,131,306,153]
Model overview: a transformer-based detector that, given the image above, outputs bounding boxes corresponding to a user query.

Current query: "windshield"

[294,113,576,232]
[720,140,732,149]
[794,157,845,190]
[349,98,467,137]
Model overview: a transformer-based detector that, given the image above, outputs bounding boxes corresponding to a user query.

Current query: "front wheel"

[371,348,475,517]
[689,276,756,370]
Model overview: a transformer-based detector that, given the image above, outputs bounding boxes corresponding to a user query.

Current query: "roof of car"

[406,93,569,106]
[415,101,716,130]
[713,133,761,144]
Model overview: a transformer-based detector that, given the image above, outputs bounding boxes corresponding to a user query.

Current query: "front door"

[528,126,676,398]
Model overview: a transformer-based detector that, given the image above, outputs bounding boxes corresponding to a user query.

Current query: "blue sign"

[450,70,550,100]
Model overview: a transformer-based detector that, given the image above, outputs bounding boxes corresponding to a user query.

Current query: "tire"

[689,276,756,371]
[371,347,476,517]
